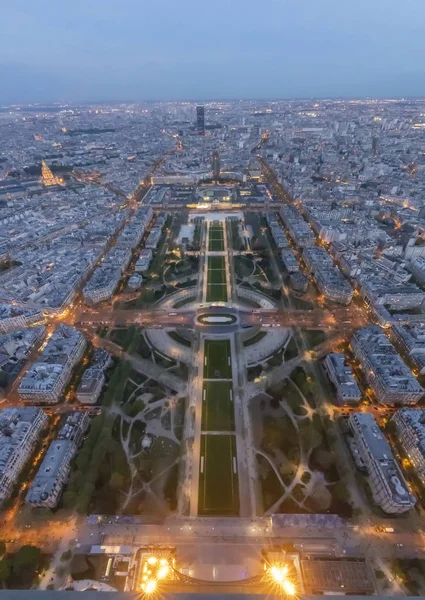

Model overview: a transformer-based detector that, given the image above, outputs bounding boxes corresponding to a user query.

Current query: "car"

[396,543,404,548]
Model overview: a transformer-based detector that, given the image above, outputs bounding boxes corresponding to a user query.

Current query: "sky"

[1,0,425,103]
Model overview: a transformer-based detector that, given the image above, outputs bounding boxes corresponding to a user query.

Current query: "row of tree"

[63,360,131,513]
[0,544,43,587]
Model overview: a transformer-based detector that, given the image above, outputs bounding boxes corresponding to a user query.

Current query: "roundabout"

[196,306,239,332]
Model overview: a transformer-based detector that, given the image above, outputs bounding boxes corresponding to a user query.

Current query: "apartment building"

[324,353,362,405]
[392,408,425,487]
[350,326,424,406]
[0,407,47,505]
[349,412,415,514]
[26,411,90,508]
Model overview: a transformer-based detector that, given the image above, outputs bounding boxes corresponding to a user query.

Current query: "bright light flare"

[142,579,157,594]
[270,565,288,583]
[282,580,296,596]
[157,565,169,580]
[147,557,158,565]
[268,564,296,597]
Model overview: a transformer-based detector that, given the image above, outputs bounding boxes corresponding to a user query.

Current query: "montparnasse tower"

[41,160,63,187]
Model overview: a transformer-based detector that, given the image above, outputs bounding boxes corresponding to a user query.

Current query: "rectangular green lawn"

[203,339,232,379]
[206,283,227,302]
[208,269,226,284]
[208,238,225,251]
[198,434,239,515]
[208,256,225,270]
[202,381,234,431]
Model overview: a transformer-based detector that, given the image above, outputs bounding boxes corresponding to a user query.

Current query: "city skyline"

[2,0,425,102]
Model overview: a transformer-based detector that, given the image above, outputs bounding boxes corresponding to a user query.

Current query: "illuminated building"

[41,160,64,187]
[196,105,205,135]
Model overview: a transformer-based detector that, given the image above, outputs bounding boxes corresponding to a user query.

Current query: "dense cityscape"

[2,98,425,598]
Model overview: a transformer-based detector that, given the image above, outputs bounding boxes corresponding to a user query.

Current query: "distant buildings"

[303,247,353,305]
[281,248,299,273]
[392,408,425,488]
[265,213,290,249]
[280,205,315,248]
[76,348,111,405]
[391,322,425,374]
[196,105,205,136]
[18,324,86,404]
[26,412,90,508]
[40,160,63,187]
[409,255,425,285]
[128,274,143,290]
[0,407,47,505]
[350,326,424,406]
[0,303,45,334]
[348,412,415,514]
[324,353,361,404]
[83,205,154,305]
[289,272,308,292]
[134,249,153,274]
[145,227,162,250]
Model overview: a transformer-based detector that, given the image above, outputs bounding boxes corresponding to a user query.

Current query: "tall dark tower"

[211,151,220,180]
[196,105,205,135]
[372,136,378,157]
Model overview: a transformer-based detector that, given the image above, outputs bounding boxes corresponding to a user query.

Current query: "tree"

[0,557,10,585]
[76,450,91,471]
[333,480,350,503]
[109,472,124,490]
[62,490,77,510]
[12,545,41,576]
[313,448,335,470]
[300,424,323,450]
[61,550,73,562]
[309,482,332,511]
[77,482,95,514]
[385,420,397,435]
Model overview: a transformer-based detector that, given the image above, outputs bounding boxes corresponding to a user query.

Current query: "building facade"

[349,412,415,514]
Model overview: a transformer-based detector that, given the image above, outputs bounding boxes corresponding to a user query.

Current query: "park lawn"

[203,339,232,379]
[208,256,225,270]
[208,269,226,284]
[198,434,239,515]
[208,238,225,251]
[206,284,228,302]
[201,381,234,431]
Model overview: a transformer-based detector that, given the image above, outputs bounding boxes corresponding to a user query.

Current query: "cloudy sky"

[1,0,424,102]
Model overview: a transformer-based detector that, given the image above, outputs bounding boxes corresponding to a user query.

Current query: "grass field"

[203,339,232,379]
[208,223,225,251]
[201,381,234,431]
[208,238,225,251]
[208,269,226,284]
[206,284,227,302]
[206,256,227,301]
[198,434,239,515]
[208,256,225,270]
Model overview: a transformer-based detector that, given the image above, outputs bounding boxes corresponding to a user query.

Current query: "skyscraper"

[196,105,205,136]
[211,150,220,180]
